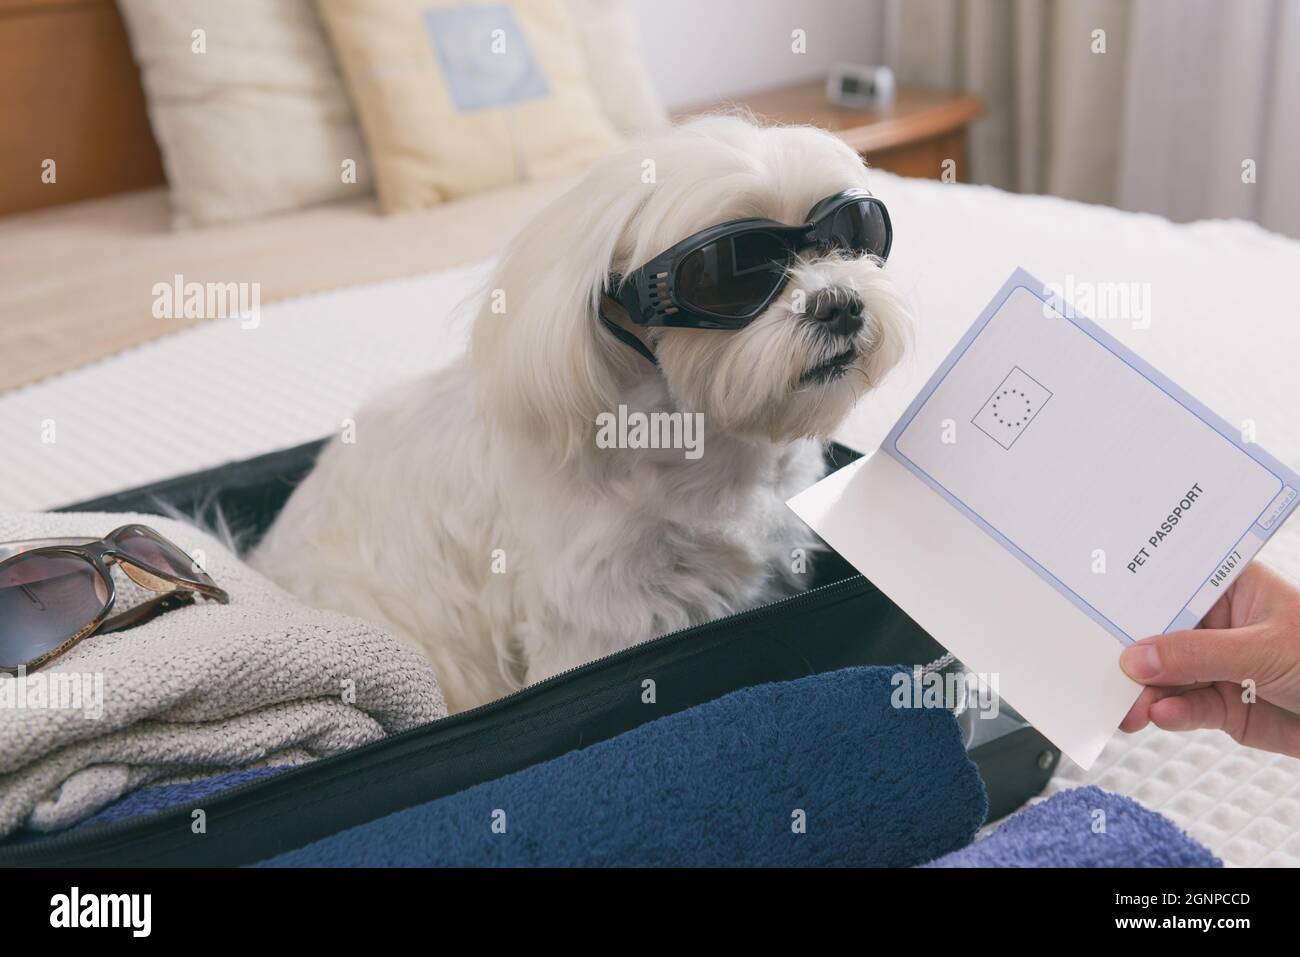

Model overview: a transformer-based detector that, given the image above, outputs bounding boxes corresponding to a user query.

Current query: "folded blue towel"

[264,666,988,867]
[78,767,288,829]
[925,785,1221,867]
[0,767,289,846]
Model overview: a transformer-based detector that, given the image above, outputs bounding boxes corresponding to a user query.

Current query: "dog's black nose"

[808,287,865,338]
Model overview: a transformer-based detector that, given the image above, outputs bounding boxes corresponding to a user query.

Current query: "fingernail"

[1120,643,1161,681]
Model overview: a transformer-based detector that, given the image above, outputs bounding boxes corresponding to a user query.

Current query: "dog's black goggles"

[604,188,892,342]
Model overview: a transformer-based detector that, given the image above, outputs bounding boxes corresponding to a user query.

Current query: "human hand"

[1119,562,1300,758]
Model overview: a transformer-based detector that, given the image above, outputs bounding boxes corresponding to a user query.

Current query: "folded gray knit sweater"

[0,512,446,836]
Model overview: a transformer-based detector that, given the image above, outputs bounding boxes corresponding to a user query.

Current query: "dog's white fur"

[252,116,911,713]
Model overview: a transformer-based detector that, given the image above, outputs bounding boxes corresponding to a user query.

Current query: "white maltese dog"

[253,115,911,713]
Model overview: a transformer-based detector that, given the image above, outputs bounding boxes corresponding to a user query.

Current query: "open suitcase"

[0,440,1059,866]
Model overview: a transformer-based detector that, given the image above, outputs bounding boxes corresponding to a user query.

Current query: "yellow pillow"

[317,0,621,213]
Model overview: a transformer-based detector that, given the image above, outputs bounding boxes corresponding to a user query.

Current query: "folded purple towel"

[925,785,1221,867]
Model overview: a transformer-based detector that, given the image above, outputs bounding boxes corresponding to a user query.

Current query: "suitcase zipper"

[2,574,873,862]
[488,573,874,697]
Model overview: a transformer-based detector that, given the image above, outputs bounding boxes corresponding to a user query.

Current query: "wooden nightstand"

[682,82,983,182]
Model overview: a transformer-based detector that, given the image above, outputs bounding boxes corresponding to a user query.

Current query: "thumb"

[1120,625,1275,687]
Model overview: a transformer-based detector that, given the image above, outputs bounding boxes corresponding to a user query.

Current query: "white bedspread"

[0,264,489,512]
[2,172,1298,865]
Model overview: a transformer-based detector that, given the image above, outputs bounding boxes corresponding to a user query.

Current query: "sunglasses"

[0,524,229,673]
[605,188,892,337]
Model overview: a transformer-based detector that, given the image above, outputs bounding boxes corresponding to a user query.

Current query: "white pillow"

[118,0,373,228]
[316,0,623,213]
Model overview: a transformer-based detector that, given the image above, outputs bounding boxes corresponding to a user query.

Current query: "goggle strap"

[598,304,659,368]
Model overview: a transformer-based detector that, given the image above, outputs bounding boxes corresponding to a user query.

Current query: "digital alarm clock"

[826,64,896,110]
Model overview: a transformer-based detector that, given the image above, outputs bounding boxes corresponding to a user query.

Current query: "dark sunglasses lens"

[0,553,108,668]
[676,231,790,319]
[832,201,890,258]
[113,527,214,588]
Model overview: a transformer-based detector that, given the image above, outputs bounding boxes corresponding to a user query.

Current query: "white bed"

[1,171,1298,866]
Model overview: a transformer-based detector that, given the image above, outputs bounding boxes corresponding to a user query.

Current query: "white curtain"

[879,0,1300,237]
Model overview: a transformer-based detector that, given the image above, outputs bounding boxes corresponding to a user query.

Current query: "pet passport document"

[789,267,1300,769]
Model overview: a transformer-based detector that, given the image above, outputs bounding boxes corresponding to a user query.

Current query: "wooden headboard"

[0,0,164,216]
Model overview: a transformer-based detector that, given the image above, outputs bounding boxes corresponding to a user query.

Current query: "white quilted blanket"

[1,172,1297,865]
